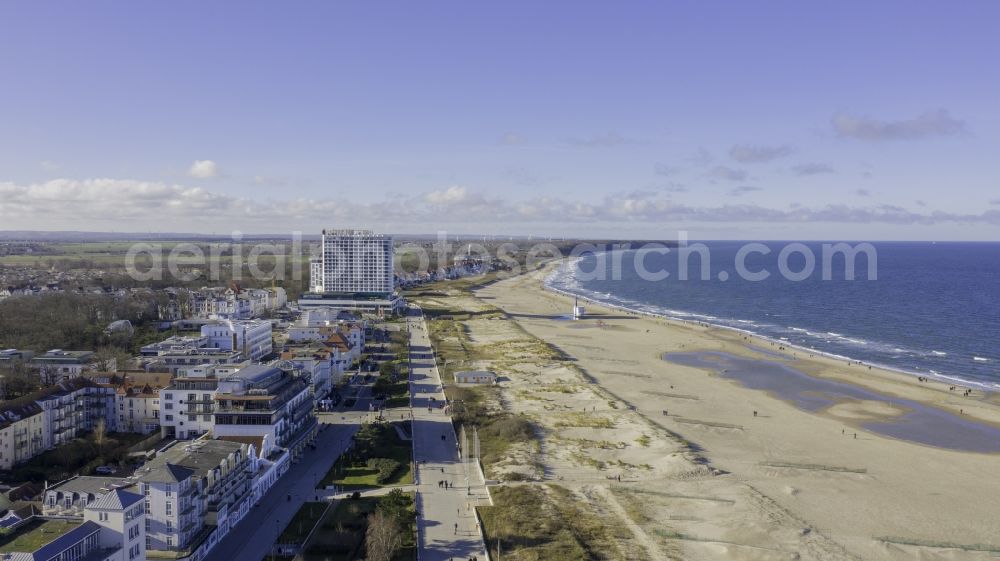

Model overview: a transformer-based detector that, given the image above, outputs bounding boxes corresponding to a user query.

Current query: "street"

[203,410,366,561]
[407,307,490,561]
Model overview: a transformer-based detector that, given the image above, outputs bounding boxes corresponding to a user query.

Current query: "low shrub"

[366,458,402,484]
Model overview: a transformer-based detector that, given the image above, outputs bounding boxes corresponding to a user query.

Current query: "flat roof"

[138,439,246,483]
[0,519,91,554]
[223,364,280,383]
[47,476,134,496]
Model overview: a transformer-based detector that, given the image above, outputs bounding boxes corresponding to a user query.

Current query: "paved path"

[203,410,367,561]
[407,306,490,561]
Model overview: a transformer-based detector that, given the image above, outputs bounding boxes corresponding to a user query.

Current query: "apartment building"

[190,286,288,320]
[315,229,394,295]
[140,336,210,357]
[157,365,244,441]
[0,378,115,468]
[137,439,254,553]
[31,349,98,382]
[0,399,45,469]
[200,319,273,362]
[4,488,145,561]
[212,365,316,457]
[116,383,162,434]
[0,348,34,370]
[144,349,245,376]
[43,475,136,517]
[36,378,117,449]
[276,346,342,399]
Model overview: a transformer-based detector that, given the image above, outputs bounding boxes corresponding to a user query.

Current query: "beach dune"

[476,265,1000,560]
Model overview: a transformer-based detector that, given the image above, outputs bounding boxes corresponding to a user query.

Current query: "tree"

[365,509,402,561]
[93,418,107,452]
[377,488,413,525]
[95,347,128,372]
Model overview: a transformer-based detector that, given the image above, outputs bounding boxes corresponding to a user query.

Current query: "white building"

[140,336,210,357]
[314,229,394,295]
[116,384,162,434]
[158,364,246,441]
[0,378,115,469]
[212,365,316,458]
[14,483,146,561]
[201,319,273,362]
[275,346,344,399]
[31,349,97,382]
[35,378,116,449]
[309,258,323,292]
[137,439,253,553]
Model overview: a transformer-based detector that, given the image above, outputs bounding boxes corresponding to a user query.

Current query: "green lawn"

[319,423,413,490]
[303,493,415,561]
[0,431,149,484]
[0,520,82,553]
[278,502,329,544]
[479,484,631,561]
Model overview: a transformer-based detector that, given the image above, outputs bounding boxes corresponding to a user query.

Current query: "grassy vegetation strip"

[319,423,413,490]
[304,491,416,561]
[278,502,329,544]
[673,417,744,430]
[760,461,867,474]
[479,484,632,561]
[646,391,700,400]
[874,537,1000,553]
[612,486,736,505]
[652,529,788,552]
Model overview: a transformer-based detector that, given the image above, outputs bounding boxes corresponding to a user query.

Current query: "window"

[165,502,172,515]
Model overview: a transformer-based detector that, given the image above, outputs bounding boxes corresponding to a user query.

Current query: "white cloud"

[709,165,748,182]
[188,159,220,178]
[1,178,998,231]
[499,132,525,146]
[832,109,965,141]
[424,186,470,205]
[728,186,762,197]
[792,162,835,176]
[729,144,793,163]
[565,132,642,148]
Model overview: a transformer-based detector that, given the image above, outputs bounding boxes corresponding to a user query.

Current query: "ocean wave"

[544,254,995,391]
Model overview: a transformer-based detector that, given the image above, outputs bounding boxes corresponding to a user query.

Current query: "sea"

[546,241,1000,390]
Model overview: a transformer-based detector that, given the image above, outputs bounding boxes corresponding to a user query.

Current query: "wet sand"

[665,350,1000,453]
[478,264,1000,560]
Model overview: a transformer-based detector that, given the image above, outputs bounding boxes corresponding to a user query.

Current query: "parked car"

[95,465,116,475]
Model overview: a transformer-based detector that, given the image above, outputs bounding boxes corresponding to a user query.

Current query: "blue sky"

[1,1,998,239]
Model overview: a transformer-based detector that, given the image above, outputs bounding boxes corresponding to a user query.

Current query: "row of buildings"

[0,313,365,469]
[0,378,116,469]
[4,429,296,561]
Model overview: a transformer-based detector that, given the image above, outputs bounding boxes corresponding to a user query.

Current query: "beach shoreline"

[546,255,1000,393]
[474,263,1000,559]
[544,260,1000,430]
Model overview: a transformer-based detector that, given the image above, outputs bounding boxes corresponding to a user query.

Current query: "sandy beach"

[468,264,1000,560]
